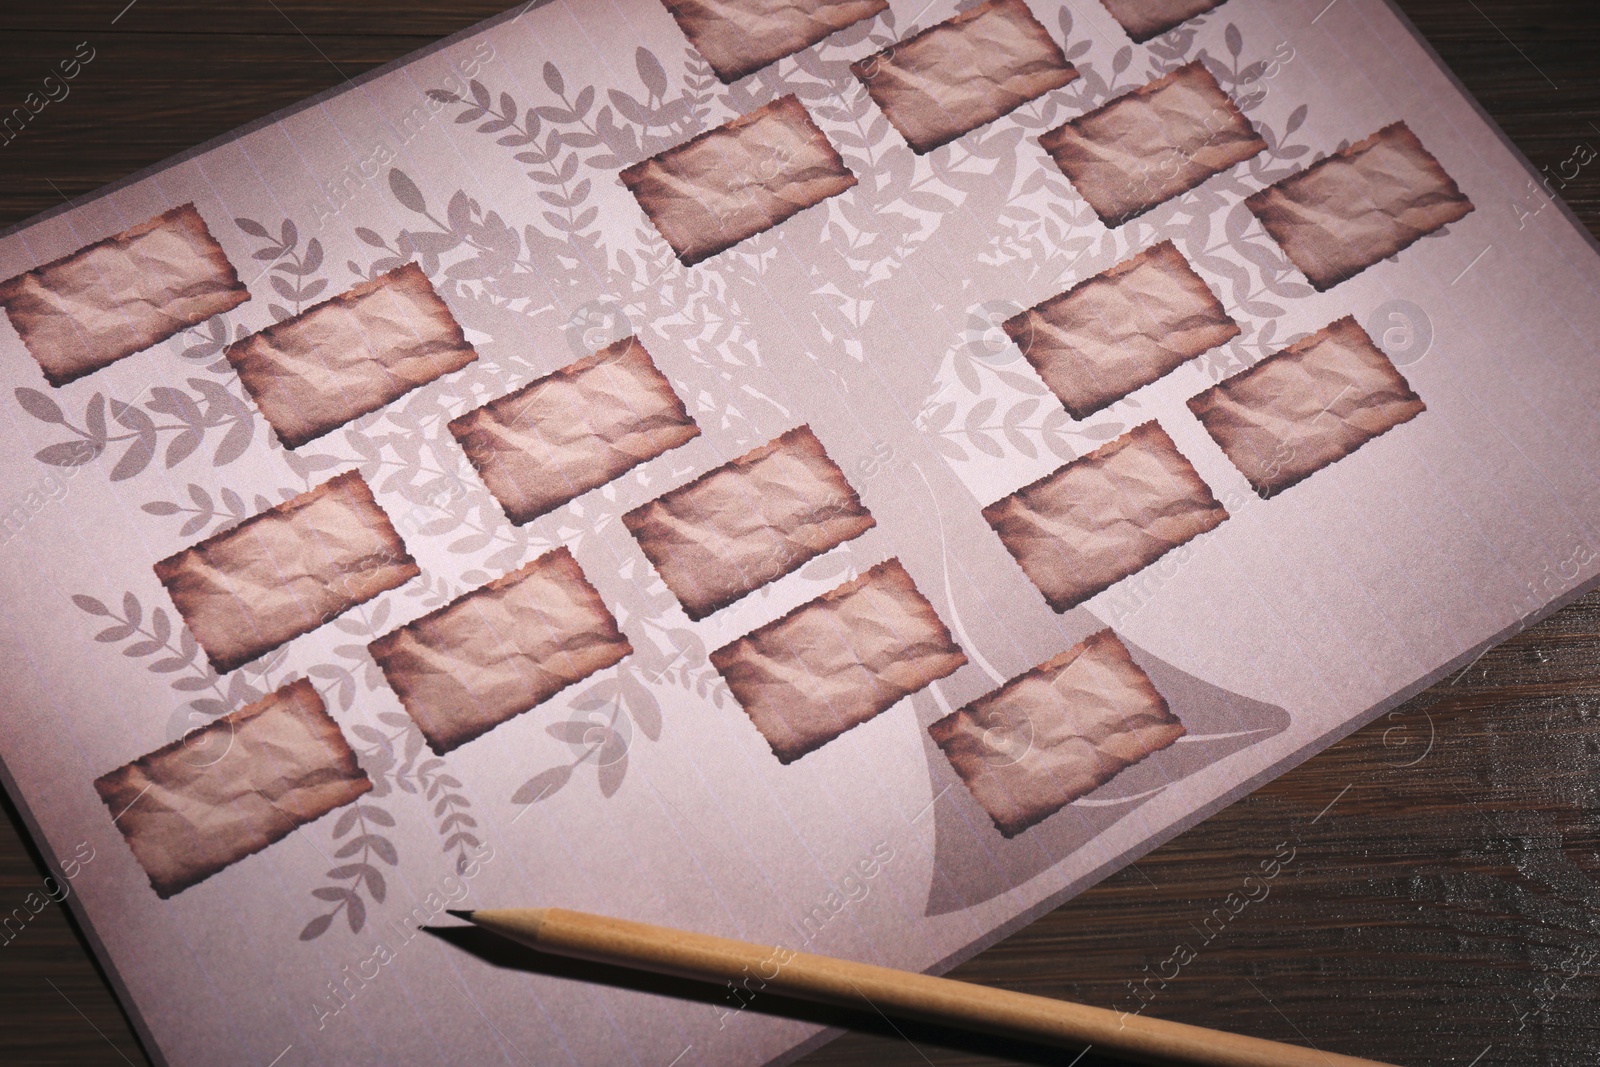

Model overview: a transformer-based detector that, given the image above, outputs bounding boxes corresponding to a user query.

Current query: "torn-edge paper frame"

[0,203,249,387]
[710,558,966,763]
[982,421,1229,612]
[1098,0,1228,44]
[619,94,857,266]
[449,334,700,525]
[368,547,633,755]
[93,678,372,899]
[1038,59,1265,226]
[623,424,876,620]
[1003,239,1240,420]
[223,261,478,449]
[1245,121,1475,291]
[1186,315,1426,497]
[850,0,1078,155]
[661,0,889,83]
[154,469,419,674]
[929,629,1183,837]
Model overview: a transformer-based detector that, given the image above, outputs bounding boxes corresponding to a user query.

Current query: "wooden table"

[1,3,1597,1064]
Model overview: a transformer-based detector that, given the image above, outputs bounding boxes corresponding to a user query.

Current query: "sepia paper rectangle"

[1039,60,1264,226]
[850,0,1078,155]
[620,95,856,266]
[154,470,418,674]
[223,262,477,449]
[983,421,1228,611]
[93,679,372,898]
[449,335,699,525]
[0,204,248,387]
[929,630,1183,837]
[1245,121,1474,291]
[1004,240,1239,420]
[623,425,875,620]
[1098,0,1228,44]
[1186,316,1426,497]
[368,547,633,755]
[710,559,965,763]
[662,0,888,83]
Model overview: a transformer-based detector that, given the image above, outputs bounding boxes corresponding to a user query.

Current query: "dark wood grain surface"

[1,2,1597,1065]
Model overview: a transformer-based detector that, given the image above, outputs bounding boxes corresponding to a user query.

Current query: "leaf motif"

[636,47,667,98]
[270,274,300,301]
[968,430,1004,458]
[606,89,658,128]
[512,764,572,805]
[543,61,564,96]
[234,217,271,238]
[212,418,253,467]
[72,594,110,616]
[333,806,361,838]
[1004,425,1036,458]
[965,398,997,434]
[370,836,400,865]
[350,723,392,751]
[84,394,107,441]
[359,805,396,827]
[165,429,202,468]
[110,421,156,481]
[919,402,955,432]
[547,720,595,744]
[36,441,101,467]
[389,169,427,214]
[1225,23,1243,58]
[345,892,366,933]
[94,624,135,643]
[1284,104,1308,137]
[280,218,298,250]
[122,592,141,629]
[355,227,386,248]
[599,750,627,798]
[993,368,1048,395]
[435,194,469,242]
[150,607,171,646]
[954,353,980,394]
[148,386,204,424]
[299,913,335,941]
[15,388,65,425]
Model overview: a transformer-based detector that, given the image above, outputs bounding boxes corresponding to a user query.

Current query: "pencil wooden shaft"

[465,908,1396,1067]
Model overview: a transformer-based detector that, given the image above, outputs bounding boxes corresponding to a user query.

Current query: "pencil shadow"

[423,925,1128,1066]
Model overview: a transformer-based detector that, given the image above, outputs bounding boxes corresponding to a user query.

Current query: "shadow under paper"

[923,636,1291,917]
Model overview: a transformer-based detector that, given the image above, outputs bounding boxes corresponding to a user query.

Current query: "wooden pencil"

[447,906,1397,1067]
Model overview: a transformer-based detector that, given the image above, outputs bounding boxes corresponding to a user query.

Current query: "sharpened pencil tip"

[446,909,475,920]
